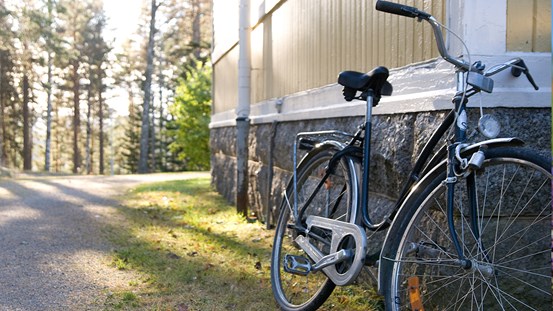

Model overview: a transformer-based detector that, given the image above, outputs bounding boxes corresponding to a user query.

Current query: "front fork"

[447,147,490,270]
[446,144,471,268]
[446,85,485,268]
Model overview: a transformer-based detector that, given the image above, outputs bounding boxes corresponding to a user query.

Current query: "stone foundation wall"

[210,108,551,225]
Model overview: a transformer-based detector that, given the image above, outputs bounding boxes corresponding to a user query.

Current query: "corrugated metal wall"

[507,0,551,52]
[213,0,445,114]
[257,0,445,101]
[213,0,551,115]
[213,47,239,116]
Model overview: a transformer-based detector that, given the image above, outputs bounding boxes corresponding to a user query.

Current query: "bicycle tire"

[271,144,359,311]
[382,147,552,310]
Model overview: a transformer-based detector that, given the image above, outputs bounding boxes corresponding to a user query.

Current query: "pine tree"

[138,0,161,174]
[82,5,110,174]
[42,0,64,172]
[0,2,18,168]
[18,0,48,170]
[113,0,213,173]
[122,101,142,173]
[58,0,95,173]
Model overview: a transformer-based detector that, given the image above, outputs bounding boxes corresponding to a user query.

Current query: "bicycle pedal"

[283,254,312,276]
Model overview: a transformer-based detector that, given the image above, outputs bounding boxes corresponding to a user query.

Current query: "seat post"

[360,90,374,227]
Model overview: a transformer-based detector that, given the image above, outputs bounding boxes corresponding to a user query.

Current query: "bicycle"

[270,1,552,310]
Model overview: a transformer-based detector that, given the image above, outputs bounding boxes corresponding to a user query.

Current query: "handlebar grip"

[525,72,539,90]
[375,0,431,20]
[511,59,539,90]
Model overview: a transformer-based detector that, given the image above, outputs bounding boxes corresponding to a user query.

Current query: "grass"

[105,176,383,310]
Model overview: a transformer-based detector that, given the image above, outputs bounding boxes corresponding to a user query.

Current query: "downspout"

[236,0,251,217]
[265,120,278,229]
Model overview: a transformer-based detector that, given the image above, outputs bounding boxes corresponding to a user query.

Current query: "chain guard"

[296,216,367,286]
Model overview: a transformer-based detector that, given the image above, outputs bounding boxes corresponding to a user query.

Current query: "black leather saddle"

[338,66,393,103]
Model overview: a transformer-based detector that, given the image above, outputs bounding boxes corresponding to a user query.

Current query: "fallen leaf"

[167,252,181,260]
[204,263,214,270]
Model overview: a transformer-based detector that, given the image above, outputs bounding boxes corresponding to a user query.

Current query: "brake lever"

[511,59,539,90]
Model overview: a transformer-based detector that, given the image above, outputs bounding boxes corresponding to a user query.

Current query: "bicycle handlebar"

[375,0,430,19]
[375,0,539,90]
[485,58,539,90]
[376,0,470,71]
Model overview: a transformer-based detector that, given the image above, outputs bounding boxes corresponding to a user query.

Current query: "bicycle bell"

[478,114,501,138]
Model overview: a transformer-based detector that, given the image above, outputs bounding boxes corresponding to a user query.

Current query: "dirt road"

[0,172,208,310]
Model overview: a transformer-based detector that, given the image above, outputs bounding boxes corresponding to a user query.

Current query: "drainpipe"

[265,120,278,229]
[236,0,251,217]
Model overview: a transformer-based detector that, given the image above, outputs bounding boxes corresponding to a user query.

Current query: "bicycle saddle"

[338,66,392,102]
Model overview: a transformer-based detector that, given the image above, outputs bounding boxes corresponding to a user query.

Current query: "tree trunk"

[0,59,4,168]
[158,57,165,171]
[138,0,159,174]
[150,93,156,172]
[45,51,53,172]
[85,70,93,174]
[54,97,60,172]
[45,0,53,172]
[72,60,80,174]
[98,73,104,175]
[23,74,32,171]
[192,0,201,59]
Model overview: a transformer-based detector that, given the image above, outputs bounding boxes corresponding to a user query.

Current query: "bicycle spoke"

[386,151,552,311]
[498,235,550,265]
[486,168,548,256]
[485,277,543,311]
[271,146,359,310]
[494,257,551,280]
[496,202,550,261]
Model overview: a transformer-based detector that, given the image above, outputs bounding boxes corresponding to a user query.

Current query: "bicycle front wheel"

[383,147,552,310]
[271,144,358,311]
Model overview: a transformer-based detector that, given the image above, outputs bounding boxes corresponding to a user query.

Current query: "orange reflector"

[407,276,425,311]
[324,177,333,189]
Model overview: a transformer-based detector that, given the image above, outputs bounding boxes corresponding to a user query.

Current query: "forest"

[0,0,212,175]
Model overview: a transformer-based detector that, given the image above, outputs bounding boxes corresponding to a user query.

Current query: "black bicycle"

[270,1,552,310]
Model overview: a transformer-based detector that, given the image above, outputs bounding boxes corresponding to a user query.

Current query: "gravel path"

[0,172,208,310]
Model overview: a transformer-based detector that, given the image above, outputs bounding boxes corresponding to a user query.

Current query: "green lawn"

[105,177,382,310]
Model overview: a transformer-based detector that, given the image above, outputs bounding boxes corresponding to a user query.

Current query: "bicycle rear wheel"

[383,147,552,310]
[271,144,358,311]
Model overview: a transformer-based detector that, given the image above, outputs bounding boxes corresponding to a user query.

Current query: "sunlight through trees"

[0,0,212,174]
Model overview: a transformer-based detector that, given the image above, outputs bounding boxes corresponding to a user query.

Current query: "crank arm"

[295,235,352,272]
[312,249,352,271]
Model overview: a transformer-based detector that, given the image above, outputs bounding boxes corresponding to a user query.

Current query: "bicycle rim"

[387,149,552,310]
[271,146,358,311]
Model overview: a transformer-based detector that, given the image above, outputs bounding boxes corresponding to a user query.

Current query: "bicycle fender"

[284,140,356,209]
[461,137,524,153]
[296,140,348,168]
[377,137,524,295]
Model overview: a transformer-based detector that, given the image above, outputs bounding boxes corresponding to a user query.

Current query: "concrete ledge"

[210,54,551,129]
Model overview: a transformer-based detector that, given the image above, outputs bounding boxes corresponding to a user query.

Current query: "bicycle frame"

[358,68,517,264]
[358,94,455,232]
[287,0,541,285]
[289,85,459,237]
[290,57,529,272]
[356,70,475,239]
